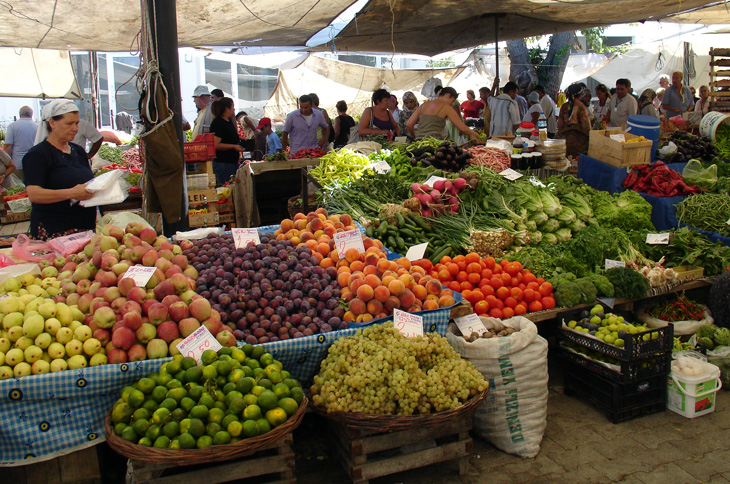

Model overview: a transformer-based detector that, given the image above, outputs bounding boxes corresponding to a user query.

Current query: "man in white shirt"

[488,82,521,137]
[604,79,638,129]
[191,85,213,137]
[3,106,38,179]
[533,85,557,138]
[72,119,104,159]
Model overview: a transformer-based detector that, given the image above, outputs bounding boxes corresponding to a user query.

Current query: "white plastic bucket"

[699,111,730,140]
[667,359,722,418]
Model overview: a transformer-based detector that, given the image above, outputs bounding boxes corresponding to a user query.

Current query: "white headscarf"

[34,100,79,145]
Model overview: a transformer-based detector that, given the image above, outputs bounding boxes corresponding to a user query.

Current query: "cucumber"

[365,225,375,238]
[394,212,405,227]
[387,236,398,251]
[399,228,417,238]
[410,214,431,232]
[386,226,399,237]
[395,236,405,251]
[377,220,389,237]
[429,245,452,264]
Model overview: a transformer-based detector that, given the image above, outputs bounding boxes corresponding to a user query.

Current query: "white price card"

[334,229,366,258]
[232,228,261,249]
[598,297,616,309]
[454,313,487,336]
[423,175,447,187]
[121,266,156,287]
[371,160,391,174]
[394,309,424,337]
[605,259,626,270]
[646,233,670,245]
[498,168,523,181]
[610,134,626,143]
[726,217,730,226]
[405,242,428,261]
[176,326,222,364]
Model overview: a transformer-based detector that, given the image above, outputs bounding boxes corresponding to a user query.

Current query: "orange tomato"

[503,296,518,309]
[509,287,523,301]
[541,297,556,310]
[538,282,554,297]
[500,273,512,285]
[502,307,515,319]
[453,254,466,264]
[536,277,545,285]
[522,272,537,284]
[474,300,489,315]
[485,295,499,308]
[480,284,495,297]
[447,263,460,276]
[483,257,496,269]
[495,286,510,300]
[526,281,540,291]
[492,264,502,274]
[456,271,469,283]
[461,289,473,302]
[504,262,521,277]
[438,269,451,281]
[465,252,481,264]
[439,255,452,264]
[480,268,493,280]
[528,300,544,313]
[459,281,474,292]
[513,304,527,316]
[456,261,467,271]
[500,258,510,267]
[522,288,537,303]
[511,277,520,287]
[489,277,503,290]
[467,272,481,285]
[466,262,482,274]
[488,308,503,319]
[449,281,461,292]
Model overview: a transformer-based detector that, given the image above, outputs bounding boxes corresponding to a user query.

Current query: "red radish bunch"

[411,178,468,216]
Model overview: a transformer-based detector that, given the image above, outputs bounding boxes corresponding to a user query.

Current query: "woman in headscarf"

[24,100,95,239]
[638,89,660,119]
[398,91,419,139]
[557,84,591,158]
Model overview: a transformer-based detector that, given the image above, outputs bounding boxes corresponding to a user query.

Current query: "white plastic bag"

[447,316,548,458]
[636,306,713,336]
[173,227,224,241]
[0,263,41,285]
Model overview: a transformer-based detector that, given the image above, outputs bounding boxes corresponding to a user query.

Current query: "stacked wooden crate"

[185,134,219,228]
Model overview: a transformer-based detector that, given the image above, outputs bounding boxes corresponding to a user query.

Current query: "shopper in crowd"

[557,84,591,158]
[210,97,244,185]
[191,85,213,137]
[523,92,542,125]
[407,86,480,141]
[210,88,224,102]
[333,100,356,149]
[638,89,660,119]
[695,85,711,116]
[460,89,485,124]
[357,88,399,138]
[0,149,18,189]
[533,85,557,138]
[515,91,528,120]
[388,95,400,125]
[71,119,103,159]
[488,81,521,137]
[604,78,638,128]
[3,105,37,180]
[282,94,329,154]
[655,76,669,110]
[23,100,95,239]
[397,92,419,141]
[580,87,592,108]
[690,86,699,104]
[592,84,611,129]
[310,93,334,144]
[236,111,257,151]
[478,86,492,133]
[662,71,694,115]
[254,117,282,156]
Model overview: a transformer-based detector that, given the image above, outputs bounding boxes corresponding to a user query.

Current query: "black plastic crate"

[559,307,673,362]
[563,357,667,424]
[559,345,671,383]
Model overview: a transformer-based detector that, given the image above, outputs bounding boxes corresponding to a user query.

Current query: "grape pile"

[311,322,488,415]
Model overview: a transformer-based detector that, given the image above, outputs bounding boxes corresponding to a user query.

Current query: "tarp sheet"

[0,48,81,99]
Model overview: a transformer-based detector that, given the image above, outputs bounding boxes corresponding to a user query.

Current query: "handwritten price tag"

[371,160,391,174]
[394,309,424,337]
[610,134,626,143]
[605,259,626,270]
[232,228,261,249]
[405,242,428,261]
[646,233,669,245]
[498,168,523,181]
[176,326,222,364]
[121,266,156,287]
[334,229,365,259]
[454,314,487,336]
[423,175,447,187]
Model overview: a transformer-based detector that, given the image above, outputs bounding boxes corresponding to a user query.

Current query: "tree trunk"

[506,39,537,95]
[540,32,575,100]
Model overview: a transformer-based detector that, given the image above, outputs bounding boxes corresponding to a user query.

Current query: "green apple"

[47,342,65,359]
[13,361,31,377]
[34,333,52,350]
[67,354,87,370]
[50,358,68,372]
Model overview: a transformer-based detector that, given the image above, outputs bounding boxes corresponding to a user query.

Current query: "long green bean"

[676,193,730,237]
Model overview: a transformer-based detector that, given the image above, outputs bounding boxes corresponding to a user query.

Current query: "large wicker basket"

[104,395,308,466]
[311,388,488,432]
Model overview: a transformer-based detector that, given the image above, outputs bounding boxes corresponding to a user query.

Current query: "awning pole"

[494,16,499,85]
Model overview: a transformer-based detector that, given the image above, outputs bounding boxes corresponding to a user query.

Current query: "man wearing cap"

[3,106,38,180]
[255,118,282,156]
[281,95,329,155]
[191,85,213,137]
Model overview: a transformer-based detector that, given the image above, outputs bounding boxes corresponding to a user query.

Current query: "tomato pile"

[419,253,556,319]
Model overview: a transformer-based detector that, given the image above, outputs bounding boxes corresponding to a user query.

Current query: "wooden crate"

[674,265,704,281]
[188,210,219,228]
[188,189,217,206]
[588,130,653,167]
[1,211,30,223]
[186,161,215,189]
[327,417,472,484]
[3,445,101,484]
[128,433,295,484]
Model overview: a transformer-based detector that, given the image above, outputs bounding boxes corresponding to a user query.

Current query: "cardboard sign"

[371,160,391,174]
[605,259,626,270]
[646,233,670,245]
[454,314,487,336]
[405,242,428,261]
[334,229,365,258]
[610,134,626,143]
[498,168,523,181]
[176,326,222,363]
[394,309,424,337]
[121,266,156,287]
[232,228,261,249]
[423,175,447,187]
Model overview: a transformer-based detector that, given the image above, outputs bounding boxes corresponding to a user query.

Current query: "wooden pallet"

[328,417,472,484]
[3,445,102,484]
[128,433,295,484]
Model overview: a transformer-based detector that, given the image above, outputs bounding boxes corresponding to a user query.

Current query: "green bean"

[676,193,730,237]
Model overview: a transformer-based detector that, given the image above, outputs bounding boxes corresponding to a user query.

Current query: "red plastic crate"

[184,133,216,162]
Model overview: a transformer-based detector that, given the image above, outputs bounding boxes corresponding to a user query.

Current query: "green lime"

[241,366,253,377]
[206,422,222,437]
[213,401,227,411]
[179,418,192,433]
[173,354,184,362]
[196,435,213,449]
[152,407,171,425]
[169,439,180,450]
[121,426,138,442]
[280,370,290,380]
[225,391,243,406]
[258,378,273,390]
[162,421,180,439]
[208,407,225,425]
[180,397,196,412]
[133,418,151,437]
[283,378,301,389]
[202,365,218,380]
[290,387,304,405]
[145,424,161,441]
[179,432,196,449]
[227,420,243,438]
[174,370,186,381]
[252,368,265,380]
[213,430,231,446]
[151,386,168,403]
[153,436,170,448]
[201,349,218,366]
[188,385,204,401]
[236,377,254,395]
[251,385,266,397]
[121,386,136,402]
[218,346,232,356]
[250,346,265,361]
[188,418,206,438]
[243,404,262,421]
[155,373,172,387]
[216,375,227,388]
[256,418,271,434]
[165,360,181,375]
[137,437,152,447]
[184,366,202,383]
[257,390,278,410]
[242,420,259,438]
[137,378,156,394]
[114,422,127,436]
[265,408,287,428]
[190,405,209,420]
[278,397,299,417]
[267,371,283,384]
[259,353,273,367]
[160,398,178,412]
[181,357,197,370]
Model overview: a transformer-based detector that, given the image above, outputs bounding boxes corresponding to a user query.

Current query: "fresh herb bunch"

[605,267,650,299]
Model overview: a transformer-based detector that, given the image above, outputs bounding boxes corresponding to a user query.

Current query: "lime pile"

[110,345,304,449]
[566,304,657,348]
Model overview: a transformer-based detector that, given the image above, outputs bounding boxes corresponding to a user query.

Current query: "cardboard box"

[1,212,30,223]
[588,130,653,168]
[188,211,219,228]
[217,213,235,224]
[215,202,234,212]
[188,189,217,205]
[673,265,704,282]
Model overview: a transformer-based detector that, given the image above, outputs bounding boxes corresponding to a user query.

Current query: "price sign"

[605,259,626,270]
[121,266,156,287]
[394,136,407,144]
[646,233,670,245]
[610,134,626,143]
[176,326,222,363]
[405,242,428,261]
[726,217,730,226]
[423,175,447,187]
[232,228,261,249]
[454,314,487,336]
[394,309,424,337]
[334,229,365,258]
[371,160,391,174]
[598,297,616,309]
[498,168,523,181]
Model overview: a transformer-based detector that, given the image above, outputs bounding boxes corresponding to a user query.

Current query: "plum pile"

[184,234,346,344]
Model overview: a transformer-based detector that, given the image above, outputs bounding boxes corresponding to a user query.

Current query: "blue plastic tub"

[626,114,661,161]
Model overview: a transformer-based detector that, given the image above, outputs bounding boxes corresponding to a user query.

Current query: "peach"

[290,236,301,245]
[399,289,416,309]
[345,248,360,263]
[349,298,366,315]
[316,242,331,257]
[363,253,380,266]
[412,284,428,301]
[411,265,426,276]
[426,294,439,301]
[373,285,390,303]
[340,214,352,226]
[306,212,317,223]
[366,299,383,315]
[384,295,401,312]
[399,273,415,289]
[293,212,306,221]
[313,229,324,240]
[305,239,318,251]
[341,289,354,302]
[388,279,405,296]
[356,313,373,323]
[423,299,439,311]
[280,219,294,232]
[350,261,365,273]
[363,274,381,288]
[363,237,374,250]
[320,258,335,268]
[328,214,340,224]
[362,265,378,277]
[356,284,374,302]
[334,222,345,230]
[376,259,391,274]
[324,226,336,238]
[425,279,442,295]
[294,219,307,230]
[438,295,455,306]
[337,272,351,287]
[315,207,328,216]
[343,311,356,322]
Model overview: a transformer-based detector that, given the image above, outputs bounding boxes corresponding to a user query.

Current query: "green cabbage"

[555,228,573,243]
[540,190,563,217]
[543,233,558,244]
[539,219,561,233]
[556,206,576,225]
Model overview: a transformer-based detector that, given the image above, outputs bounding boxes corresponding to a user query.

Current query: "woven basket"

[287,194,318,219]
[104,395,308,466]
[311,388,488,433]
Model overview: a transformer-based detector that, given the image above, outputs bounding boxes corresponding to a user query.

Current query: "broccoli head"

[699,337,716,350]
[555,282,582,308]
[698,323,719,340]
[574,278,598,304]
[713,327,730,347]
[587,274,615,297]
[548,272,577,288]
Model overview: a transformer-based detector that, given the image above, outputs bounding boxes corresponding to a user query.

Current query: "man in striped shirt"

[488,82,521,137]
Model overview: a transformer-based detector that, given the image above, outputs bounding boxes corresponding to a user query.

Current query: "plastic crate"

[563,356,667,423]
[184,133,216,162]
[560,346,671,383]
[559,308,674,362]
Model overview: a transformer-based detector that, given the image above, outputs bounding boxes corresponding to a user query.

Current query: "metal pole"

[494,16,499,86]
[146,0,188,235]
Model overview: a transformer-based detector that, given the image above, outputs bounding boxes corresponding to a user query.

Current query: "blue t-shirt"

[266,132,282,155]
[23,141,96,238]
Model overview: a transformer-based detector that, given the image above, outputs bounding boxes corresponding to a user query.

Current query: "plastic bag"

[682,159,718,189]
[11,234,57,262]
[97,212,153,233]
[0,263,40,285]
[48,230,94,257]
[0,254,15,268]
[658,141,678,158]
[173,227,224,240]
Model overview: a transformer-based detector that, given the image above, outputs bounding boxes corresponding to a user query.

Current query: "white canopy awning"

[0,48,81,99]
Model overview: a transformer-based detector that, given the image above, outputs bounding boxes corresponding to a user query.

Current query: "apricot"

[343,311,356,322]
[388,279,406,296]
[384,295,401,312]
[366,299,383,315]
[280,219,294,231]
[337,272,351,287]
[349,298,367,315]
[356,313,373,323]
[320,257,334,268]
[423,299,439,311]
[356,284,374,302]
[313,229,325,240]
[316,242,331,257]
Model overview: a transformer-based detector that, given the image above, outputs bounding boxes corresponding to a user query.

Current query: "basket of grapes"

[310,322,489,432]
